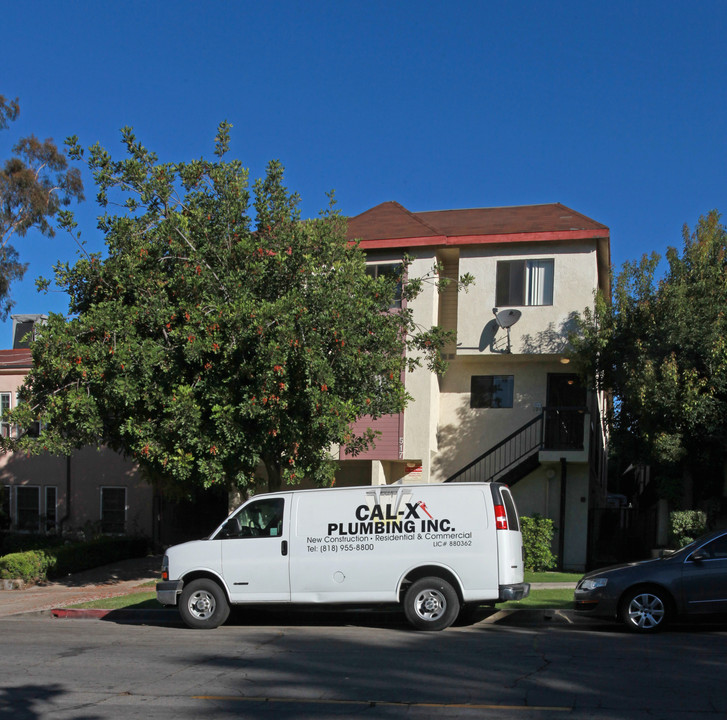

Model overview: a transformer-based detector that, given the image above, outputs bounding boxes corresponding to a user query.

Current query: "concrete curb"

[47,605,580,626]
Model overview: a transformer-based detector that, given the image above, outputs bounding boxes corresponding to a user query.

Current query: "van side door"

[219,494,291,602]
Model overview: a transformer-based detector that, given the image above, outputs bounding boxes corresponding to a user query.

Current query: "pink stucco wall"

[0,365,154,537]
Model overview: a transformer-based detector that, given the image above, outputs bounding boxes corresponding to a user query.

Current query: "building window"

[1,485,10,530]
[16,486,41,532]
[496,259,554,306]
[471,375,514,408]
[0,392,11,438]
[366,263,403,309]
[101,487,126,534]
[45,486,57,532]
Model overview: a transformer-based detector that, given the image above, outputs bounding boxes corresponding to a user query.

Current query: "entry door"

[220,494,291,602]
[545,374,586,450]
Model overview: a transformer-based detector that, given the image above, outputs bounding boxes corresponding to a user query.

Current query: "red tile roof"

[0,349,33,370]
[347,201,609,249]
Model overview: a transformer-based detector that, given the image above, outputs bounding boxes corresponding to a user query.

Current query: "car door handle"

[281,540,288,556]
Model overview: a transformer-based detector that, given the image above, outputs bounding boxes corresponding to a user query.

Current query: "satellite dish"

[491,308,522,353]
[492,308,522,329]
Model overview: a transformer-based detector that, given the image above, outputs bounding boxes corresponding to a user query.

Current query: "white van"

[156,482,529,631]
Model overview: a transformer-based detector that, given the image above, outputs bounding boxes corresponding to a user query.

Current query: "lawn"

[525,570,582,584]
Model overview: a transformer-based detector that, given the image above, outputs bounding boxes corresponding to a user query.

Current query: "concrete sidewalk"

[0,555,162,618]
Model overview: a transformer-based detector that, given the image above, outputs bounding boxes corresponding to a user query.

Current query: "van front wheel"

[179,579,230,629]
[404,577,460,631]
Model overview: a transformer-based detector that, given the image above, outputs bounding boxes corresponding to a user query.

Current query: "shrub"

[0,549,54,582]
[0,536,149,583]
[669,510,707,548]
[0,532,66,555]
[520,515,557,571]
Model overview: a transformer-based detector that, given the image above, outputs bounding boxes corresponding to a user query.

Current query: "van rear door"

[490,484,525,586]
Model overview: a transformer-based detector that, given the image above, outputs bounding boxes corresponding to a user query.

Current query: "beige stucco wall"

[514,462,590,571]
[456,241,599,356]
[399,251,442,483]
[432,355,575,481]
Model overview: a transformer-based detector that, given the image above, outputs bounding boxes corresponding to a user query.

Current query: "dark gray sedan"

[574,528,727,632]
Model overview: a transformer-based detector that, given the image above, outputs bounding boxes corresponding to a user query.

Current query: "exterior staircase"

[444,407,587,485]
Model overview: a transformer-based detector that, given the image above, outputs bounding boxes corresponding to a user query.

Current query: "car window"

[222,498,284,539]
[694,533,727,560]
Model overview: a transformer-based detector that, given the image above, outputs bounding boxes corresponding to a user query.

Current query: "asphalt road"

[1,610,726,720]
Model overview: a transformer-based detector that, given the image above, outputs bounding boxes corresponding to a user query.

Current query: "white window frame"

[0,392,12,438]
[496,258,554,307]
[366,261,404,309]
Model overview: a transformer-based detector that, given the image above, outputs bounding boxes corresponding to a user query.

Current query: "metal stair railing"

[445,412,544,484]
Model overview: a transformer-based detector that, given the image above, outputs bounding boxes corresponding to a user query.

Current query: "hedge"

[0,532,67,556]
[0,536,150,583]
[669,510,707,548]
[520,514,557,572]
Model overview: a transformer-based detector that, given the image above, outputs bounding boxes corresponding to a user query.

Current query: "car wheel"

[619,587,670,633]
[404,577,460,631]
[179,579,230,629]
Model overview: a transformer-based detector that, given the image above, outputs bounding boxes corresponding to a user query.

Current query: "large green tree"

[572,210,727,508]
[5,123,466,496]
[0,95,84,318]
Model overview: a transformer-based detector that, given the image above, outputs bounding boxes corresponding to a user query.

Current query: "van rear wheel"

[179,579,230,629]
[404,577,460,631]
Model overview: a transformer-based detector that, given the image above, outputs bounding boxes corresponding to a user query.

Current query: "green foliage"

[0,532,65,555]
[571,211,727,507]
[0,548,53,582]
[669,510,707,548]
[5,123,468,495]
[0,94,84,318]
[520,515,557,571]
[0,536,149,582]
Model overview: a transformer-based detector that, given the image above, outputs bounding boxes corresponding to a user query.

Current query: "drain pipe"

[558,457,567,570]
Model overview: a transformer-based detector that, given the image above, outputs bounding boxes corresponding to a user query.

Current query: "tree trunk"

[264,459,282,493]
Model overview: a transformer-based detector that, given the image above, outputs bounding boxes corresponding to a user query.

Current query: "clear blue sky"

[2,0,726,340]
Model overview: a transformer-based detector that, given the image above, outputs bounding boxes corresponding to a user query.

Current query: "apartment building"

[337,201,610,570]
[0,202,610,568]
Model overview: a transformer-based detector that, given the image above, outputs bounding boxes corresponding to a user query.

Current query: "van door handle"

[281,540,288,556]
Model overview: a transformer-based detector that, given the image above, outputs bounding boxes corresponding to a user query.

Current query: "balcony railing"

[445,406,587,484]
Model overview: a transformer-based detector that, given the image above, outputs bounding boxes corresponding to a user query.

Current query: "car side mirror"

[690,550,708,563]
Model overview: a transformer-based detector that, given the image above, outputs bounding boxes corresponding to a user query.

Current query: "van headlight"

[578,577,608,591]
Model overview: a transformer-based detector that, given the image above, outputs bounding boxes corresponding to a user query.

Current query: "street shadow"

[155,617,727,719]
[0,683,99,720]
